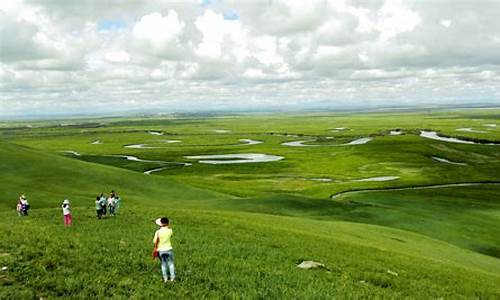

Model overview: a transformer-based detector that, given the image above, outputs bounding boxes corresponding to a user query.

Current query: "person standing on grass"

[114,194,121,213]
[99,193,107,216]
[16,199,22,216]
[153,217,175,283]
[61,199,72,226]
[95,196,103,219]
[107,195,116,216]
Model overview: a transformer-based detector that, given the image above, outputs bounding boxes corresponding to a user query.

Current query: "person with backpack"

[152,217,175,283]
[61,199,72,226]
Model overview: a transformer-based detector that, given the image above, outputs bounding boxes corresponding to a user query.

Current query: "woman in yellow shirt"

[153,217,175,283]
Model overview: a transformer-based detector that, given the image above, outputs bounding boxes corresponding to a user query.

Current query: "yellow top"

[153,227,173,251]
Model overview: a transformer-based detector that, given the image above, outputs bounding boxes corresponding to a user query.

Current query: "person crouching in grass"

[153,217,175,283]
[61,199,72,226]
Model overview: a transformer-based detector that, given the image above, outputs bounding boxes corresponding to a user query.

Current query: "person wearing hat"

[153,217,175,283]
[61,199,72,226]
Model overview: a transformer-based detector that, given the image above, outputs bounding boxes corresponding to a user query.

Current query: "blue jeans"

[159,250,175,279]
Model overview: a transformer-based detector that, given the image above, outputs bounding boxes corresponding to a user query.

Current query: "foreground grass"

[1,207,499,298]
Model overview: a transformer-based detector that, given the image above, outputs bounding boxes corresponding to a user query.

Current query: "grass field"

[1,109,499,298]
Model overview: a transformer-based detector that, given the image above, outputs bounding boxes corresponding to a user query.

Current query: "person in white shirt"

[107,196,114,216]
[61,199,72,226]
[19,194,30,216]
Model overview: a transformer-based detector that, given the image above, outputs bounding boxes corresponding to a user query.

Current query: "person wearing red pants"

[61,199,72,226]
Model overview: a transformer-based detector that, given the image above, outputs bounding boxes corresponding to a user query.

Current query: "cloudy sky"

[1,0,500,117]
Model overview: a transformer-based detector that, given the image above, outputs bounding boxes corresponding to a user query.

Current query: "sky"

[1,0,500,117]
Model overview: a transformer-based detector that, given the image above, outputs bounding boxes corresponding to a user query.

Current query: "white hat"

[63,199,70,204]
[155,218,163,226]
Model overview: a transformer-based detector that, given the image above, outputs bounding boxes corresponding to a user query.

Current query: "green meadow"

[1,109,499,298]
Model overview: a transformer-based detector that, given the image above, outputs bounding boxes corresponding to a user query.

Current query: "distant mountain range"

[1,100,499,121]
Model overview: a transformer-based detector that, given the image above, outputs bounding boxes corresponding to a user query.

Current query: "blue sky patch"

[97,19,127,31]
[223,10,239,20]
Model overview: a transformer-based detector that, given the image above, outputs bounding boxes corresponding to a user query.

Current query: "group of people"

[16,193,73,226]
[15,190,122,225]
[95,190,121,219]
[16,194,30,216]
[16,192,174,283]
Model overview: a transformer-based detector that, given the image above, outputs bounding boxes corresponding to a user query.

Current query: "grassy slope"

[1,208,499,298]
[332,185,500,258]
[0,141,231,211]
[0,139,499,298]
[1,110,499,297]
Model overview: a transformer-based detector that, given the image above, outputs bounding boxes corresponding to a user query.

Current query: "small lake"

[281,140,318,147]
[238,139,263,145]
[185,153,284,164]
[282,137,372,147]
[353,176,400,182]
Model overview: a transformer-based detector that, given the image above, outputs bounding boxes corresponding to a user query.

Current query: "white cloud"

[194,10,248,61]
[0,4,82,66]
[133,11,184,44]
[251,35,282,66]
[131,11,186,58]
[440,19,452,28]
[243,68,264,79]
[358,52,369,63]
[1,0,499,117]
[104,51,130,63]
[376,0,421,42]
[327,0,375,34]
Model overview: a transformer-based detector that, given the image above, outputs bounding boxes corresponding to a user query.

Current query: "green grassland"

[1,109,499,298]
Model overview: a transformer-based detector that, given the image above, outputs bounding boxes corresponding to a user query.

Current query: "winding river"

[60,151,190,174]
[456,128,486,133]
[330,182,500,199]
[107,155,191,174]
[125,138,261,149]
[432,156,467,166]
[420,131,499,145]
